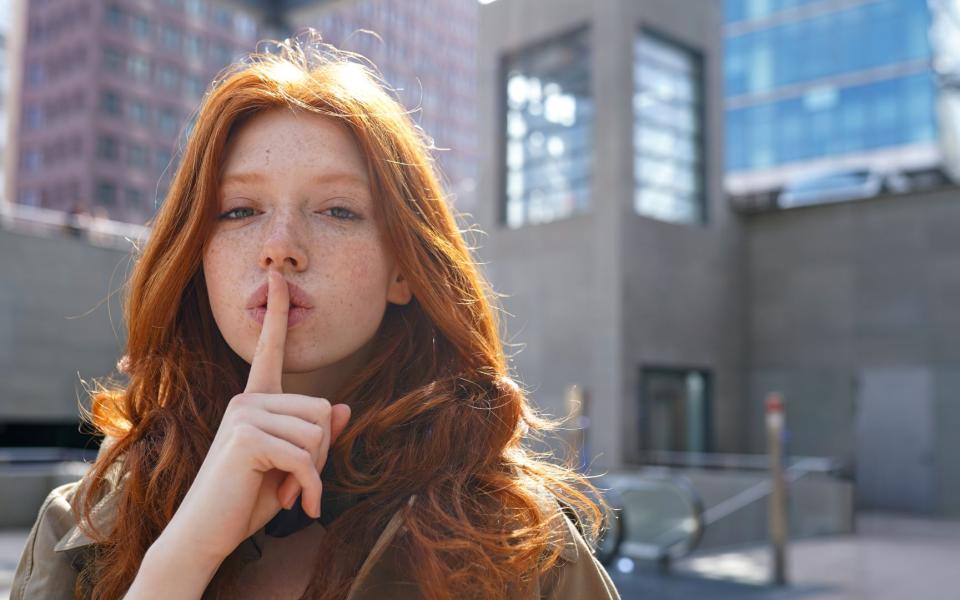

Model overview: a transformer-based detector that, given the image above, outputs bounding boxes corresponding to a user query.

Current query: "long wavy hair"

[72,30,608,600]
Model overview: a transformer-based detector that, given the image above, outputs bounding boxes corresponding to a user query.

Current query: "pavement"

[2,512,958,599]
[611,512,960,600]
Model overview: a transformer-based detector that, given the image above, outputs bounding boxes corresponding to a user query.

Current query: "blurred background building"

[725,0,960,209]
[1,0,959,576]
[9,0,261,225]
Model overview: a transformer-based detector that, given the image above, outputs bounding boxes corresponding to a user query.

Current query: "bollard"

[564,384,589,472]
[766,392,788,586]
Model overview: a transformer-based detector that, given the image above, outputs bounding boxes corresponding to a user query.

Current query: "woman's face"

[202,108,411,399]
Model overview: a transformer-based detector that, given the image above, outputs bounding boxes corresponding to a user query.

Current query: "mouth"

[248,304,314,328]
[245,278,315,329]
[245,279,316,310]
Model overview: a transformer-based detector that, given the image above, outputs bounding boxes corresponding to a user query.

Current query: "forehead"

[219,108,369,187]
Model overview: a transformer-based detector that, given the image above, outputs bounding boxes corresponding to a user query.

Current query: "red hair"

[73,30,608,599]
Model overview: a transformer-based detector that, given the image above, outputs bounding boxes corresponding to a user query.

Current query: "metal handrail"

[639,450,847,476]
[604,471,706,565]
[603,455,843,571]
[700,457,825,526]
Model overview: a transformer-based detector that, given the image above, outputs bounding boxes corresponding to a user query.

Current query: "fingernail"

[283,490,298,510]
[314,497,322,518]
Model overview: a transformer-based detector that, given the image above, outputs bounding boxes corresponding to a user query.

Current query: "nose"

[258,208,308,273]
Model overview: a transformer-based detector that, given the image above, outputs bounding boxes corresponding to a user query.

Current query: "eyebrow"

[220,171,369,188]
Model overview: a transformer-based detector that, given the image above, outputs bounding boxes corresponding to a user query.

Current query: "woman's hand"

[161,269,351,563]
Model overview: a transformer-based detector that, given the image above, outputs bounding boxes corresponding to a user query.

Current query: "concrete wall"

[476,0,626,473]
[744,186,960,516]
[0,227,131,422]
[476,0,740,473]
[618,0,747,461]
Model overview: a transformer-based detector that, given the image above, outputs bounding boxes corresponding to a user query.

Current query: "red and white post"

[766,392,789,585]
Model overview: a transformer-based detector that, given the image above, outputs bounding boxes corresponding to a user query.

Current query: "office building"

[476,0,743,472]
[14,0,260,224]
[724,0,958,206]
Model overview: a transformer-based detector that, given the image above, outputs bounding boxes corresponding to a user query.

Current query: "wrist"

[126,531,225,599]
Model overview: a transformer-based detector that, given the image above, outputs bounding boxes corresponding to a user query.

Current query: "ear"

[387,266,413,305]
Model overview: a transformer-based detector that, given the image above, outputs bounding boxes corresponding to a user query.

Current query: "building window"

[102,45,124,72]
[27,61,45,85]
[127,54,149,80]
[96,135,119,161]
[213,6,233,29]
[21,148,43,172]
[501,27,592,229]
[104,5,124,30]
[157,63,180,90]
[639,367,711,459]
[234,12,257,38]
[185,34,205,59]
[158,107,179,135]
[155,146,173,171]
[186,0,207,19]
[127,142,148,168]
[100,89,122,115]
[130,13,150,39]
[634,30,705,225]
[726,72,935,172]
[125,187,144,207]
[95,180,118,206]
[25,104,44,129]
[212,42,232,65]
[186,76,207,98]
[19,189,40,206]
[161,23,181,50]
[128,99,149,126]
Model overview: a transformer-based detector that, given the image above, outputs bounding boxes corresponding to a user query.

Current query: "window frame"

[633,26,709,226]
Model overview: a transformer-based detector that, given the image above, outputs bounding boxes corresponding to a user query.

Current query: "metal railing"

[599,452,850,574]
[0,202,150,252]
[601,471,706,573]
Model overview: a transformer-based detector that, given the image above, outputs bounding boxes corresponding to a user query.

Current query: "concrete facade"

[744,185,960,516]
[475,0,745,474]
[0,226,131,422]
[476,0,959,517]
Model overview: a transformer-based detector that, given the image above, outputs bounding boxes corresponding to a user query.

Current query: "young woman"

[12,31,620,600]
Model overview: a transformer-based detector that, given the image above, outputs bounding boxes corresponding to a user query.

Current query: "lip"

[245,279,316,310]
[248,305,313,329]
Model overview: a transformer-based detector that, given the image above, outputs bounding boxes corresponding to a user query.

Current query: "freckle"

[265,149,270,166]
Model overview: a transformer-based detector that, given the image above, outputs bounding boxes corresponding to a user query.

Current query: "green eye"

[219,207,257,220]
[325,206,358,220]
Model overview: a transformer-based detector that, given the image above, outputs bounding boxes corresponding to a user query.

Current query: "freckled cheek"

[204,241,253,310]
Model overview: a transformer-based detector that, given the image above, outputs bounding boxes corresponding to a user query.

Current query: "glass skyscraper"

[724,0,955,202]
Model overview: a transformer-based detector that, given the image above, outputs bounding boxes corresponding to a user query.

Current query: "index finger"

[245,269,289,394]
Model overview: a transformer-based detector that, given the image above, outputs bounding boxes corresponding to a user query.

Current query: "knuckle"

[308,423,325,445]
[314,398,332,422]
[230,393,253,409]
[296,446,313,466]
[232,423,260,445]
[229,405,255,424]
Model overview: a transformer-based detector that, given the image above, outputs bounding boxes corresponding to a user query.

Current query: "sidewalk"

[611,512,960,599]
[2,512,958,599]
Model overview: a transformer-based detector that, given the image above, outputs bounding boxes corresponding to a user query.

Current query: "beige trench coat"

[11,444,621,599]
